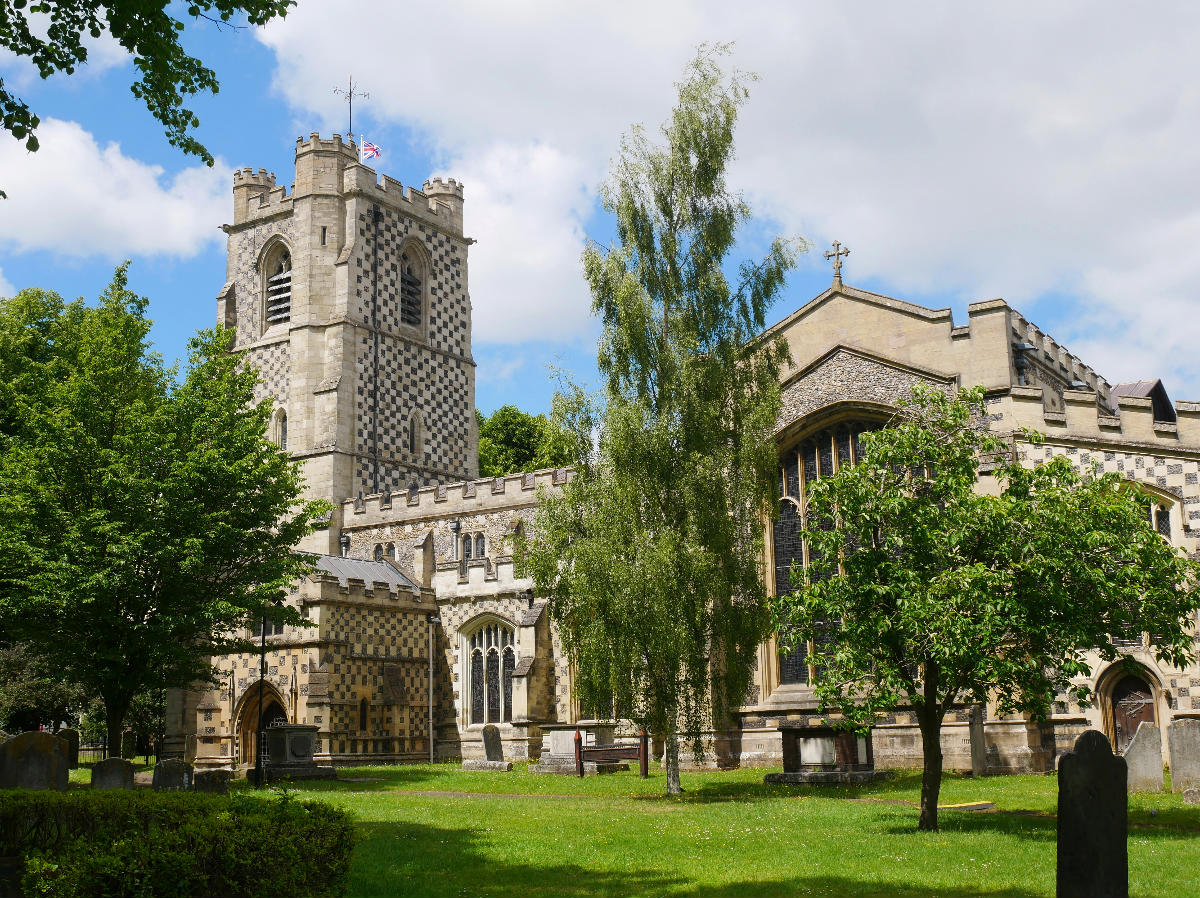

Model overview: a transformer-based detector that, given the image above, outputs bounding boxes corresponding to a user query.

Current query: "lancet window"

[400,252,422,327]
[468,622,517,725]
[264,247,292,326]
[774,421,880,686]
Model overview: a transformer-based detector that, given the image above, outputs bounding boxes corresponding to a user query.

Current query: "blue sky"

[2,1,1199,412]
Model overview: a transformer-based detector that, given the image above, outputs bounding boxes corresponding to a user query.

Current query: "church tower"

[217,133,478,553]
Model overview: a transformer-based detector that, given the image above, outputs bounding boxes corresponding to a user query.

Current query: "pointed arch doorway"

[235,683,288,767]
[1110,674,1156,754]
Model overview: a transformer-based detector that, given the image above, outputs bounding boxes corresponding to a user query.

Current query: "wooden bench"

[573,727,649,778]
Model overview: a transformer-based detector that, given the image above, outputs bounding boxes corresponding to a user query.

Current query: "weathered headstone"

[192,769,232,794]
[461,724,513,771]
[482,724,504,762]
[1057,729,1127,898]
[1123,721,1163,793]
[0,731,69,791]
[1167,718,1200,793]
[91,757,135,790]
[969,704,987,777]
[151,758,192,791]
[1183,788,1200,805]
[120,730,137,760]
[57,728,80,769]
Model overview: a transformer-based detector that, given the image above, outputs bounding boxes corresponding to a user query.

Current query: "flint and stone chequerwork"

[167,136,1199,774]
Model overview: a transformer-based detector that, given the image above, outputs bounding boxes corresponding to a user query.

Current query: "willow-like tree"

[0,267,325,751]
[521,46,802,794]
[774,385,1200,830]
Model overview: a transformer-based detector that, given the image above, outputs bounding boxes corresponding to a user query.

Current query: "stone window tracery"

[466,621,517,725]
[774,419,882,687]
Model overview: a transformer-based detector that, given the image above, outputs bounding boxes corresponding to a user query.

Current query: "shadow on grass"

[351,819,1026,898]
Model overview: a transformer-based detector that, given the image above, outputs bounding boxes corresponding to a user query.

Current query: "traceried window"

[399,252,422,327]
[463,535,473,560]
[264,246,292,327]
[475,533,486,557]
[774,421,880,686]
[467,622,517,724]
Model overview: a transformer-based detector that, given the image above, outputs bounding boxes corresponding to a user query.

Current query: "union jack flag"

[361,140,381,161]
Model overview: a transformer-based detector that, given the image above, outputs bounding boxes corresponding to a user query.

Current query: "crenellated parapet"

[343,467,571,527]
[991,386,1200,450]
[339,165,465,235]
[1004,309,1115,412]
[304,571,433,608]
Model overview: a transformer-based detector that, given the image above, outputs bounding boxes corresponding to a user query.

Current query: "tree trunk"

[917,708,944,831]
[665,732,682,794]
[104,694,130,760]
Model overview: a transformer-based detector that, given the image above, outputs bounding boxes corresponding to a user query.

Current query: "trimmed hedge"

[0,788,354,898]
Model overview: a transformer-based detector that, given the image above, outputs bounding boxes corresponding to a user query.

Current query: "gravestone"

[1167,718,1200,793]
[0,731,69,791]
[57,728,80,769]
[1123,722,1163,793]
[120,731,137,760]
[91,757,135,790]
[462,724,513,772]
[152,758,192,791]
[259,724,336,782]
[192,769,232,794]
[969,704,987,777]
[1057,729,1127,898]
[1183,788,1200,805]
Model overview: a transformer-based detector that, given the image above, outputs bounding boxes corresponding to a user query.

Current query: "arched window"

[475,533,486,557]
[279,411,288,451]
[463,535,473,560]
[374,544,385,561]
[358,697,368,732]
[385,542,396,560]
[467,622,517,724]
[408,413,422,456]
[774,419,883,687]
[263,245,292,327]
[399,252,421,327]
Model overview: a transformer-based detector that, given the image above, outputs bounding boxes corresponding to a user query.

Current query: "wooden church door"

[1111,675,1155,753]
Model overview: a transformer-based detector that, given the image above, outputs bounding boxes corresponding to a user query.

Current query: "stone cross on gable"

[824,241,850,287]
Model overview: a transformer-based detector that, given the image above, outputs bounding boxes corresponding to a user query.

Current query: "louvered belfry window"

[400,253,421,326]
[265,250,292,325]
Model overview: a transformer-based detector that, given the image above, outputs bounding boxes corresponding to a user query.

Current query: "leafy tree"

[0,642,88,733]
[476,405,574,478]
[0,0,294,196]
[521,46,801,794]
[774,385,1200,830]
[0,266,326,752]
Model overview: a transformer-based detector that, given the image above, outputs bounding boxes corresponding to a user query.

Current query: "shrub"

[0,788,354,898]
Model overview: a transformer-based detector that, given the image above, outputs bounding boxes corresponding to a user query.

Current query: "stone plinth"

[531,722,620,775]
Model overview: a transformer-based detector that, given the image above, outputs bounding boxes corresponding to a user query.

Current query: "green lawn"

[255,763,1200,898]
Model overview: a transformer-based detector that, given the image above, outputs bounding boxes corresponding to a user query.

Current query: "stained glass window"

[486,650,501,721]
[502,647,515,722]
[470,649,485,723]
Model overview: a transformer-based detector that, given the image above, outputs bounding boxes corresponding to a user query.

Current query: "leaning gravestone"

[461,724,513,772]
[192,769,232,794]
[91,757,135,790]
[57,728,80,769]
[1124,722,1163,793]
[151,758,192,791]
[1057,730,1127,898]
[0,731,69,791]
[1167,718,1200,793]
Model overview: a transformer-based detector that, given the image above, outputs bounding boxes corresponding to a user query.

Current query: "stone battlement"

[233,167,276,187]
[294,131,359,160]
[993,386,1200,449]
[340,164,463,234]
[423,177,465,199]
[343,467,571,527]
[307,571,430,606]
[1003,307,1113,404]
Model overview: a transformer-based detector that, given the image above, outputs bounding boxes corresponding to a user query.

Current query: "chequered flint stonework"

[226,217,298,349]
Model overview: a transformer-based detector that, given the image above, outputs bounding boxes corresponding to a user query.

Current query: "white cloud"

[258,0,1200,394]
[0,119,229,258]
[0,268,14,298]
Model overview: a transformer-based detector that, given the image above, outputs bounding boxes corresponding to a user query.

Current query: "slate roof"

[312,554,418,590]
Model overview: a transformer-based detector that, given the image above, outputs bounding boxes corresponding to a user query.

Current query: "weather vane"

[824,240,850,287]
[333,74,369,137]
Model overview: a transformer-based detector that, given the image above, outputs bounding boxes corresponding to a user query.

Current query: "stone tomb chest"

[260,724,335,782]
[764,724,876,785]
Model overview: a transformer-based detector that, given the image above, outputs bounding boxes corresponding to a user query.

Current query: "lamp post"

[427,613,440,763]
[254,597,283,789]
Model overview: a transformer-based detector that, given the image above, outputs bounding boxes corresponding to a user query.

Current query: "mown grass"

[263,763,1200,897]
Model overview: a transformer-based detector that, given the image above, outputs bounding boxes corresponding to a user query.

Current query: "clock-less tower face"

[218,134,478,553]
